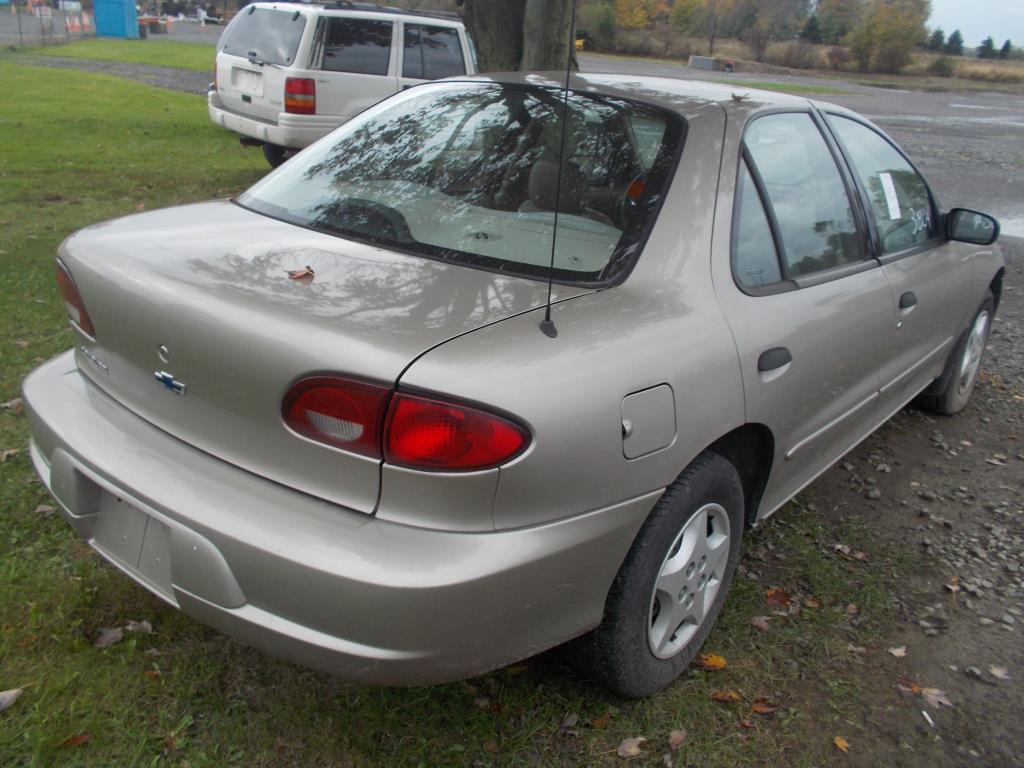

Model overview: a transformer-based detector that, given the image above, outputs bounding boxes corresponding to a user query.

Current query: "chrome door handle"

[758,347,792,373]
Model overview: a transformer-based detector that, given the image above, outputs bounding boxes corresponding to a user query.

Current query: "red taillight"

[285,77,315,115]
[282,376,391,458]
[55,260,95,337]
[385,393,529,472]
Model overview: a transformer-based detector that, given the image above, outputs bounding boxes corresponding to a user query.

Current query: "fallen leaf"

[804,597,822,609]
[35,504,57,517]
[888,646,907,658]
[135,202,146,211]
[126,620,152,635]
[986,458,1007,466]
[833,543,852,558]
[750,615,771,633]
[144,670,161,680]
[1,398,23,414]
[751,698,778,715]
[93,627,123,648]
[560,712,579,730]
[504,664,528,676]
[14,340,29,349]
[662,753,675,768]
[473,697,489,710]
[668,729,686,751]
[739,718,756,729]
[0,449,19,462]
[617,736,647,758]
[286,266,316,280]
[698,653,727,671]
[61,733,92,748]
[989,666,1011,681]
[711,690,742,703]
[591,712,613,729]
[847,643,866,655]
[0,688,23,713]
[766,587,791,608]
[484,740,500,754]
[833,735,850,753]
[846,603,860,616]
[921,688,953,708]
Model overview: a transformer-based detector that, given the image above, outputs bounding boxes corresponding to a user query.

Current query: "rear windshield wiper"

[246,51,280,68]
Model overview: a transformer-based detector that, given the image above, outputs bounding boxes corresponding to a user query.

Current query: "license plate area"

[92,492,174,603]
[231,67,264,97]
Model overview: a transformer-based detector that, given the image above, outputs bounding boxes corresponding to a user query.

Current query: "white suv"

[208,2,477,167]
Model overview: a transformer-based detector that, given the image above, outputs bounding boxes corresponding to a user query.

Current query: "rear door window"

[219,8,307,66]
[828,115,937,255]
[403,24,466,80]
[744,113,863,279]
[323,18,393,75]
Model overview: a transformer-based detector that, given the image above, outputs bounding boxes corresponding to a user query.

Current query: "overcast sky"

[929,0,1024,47]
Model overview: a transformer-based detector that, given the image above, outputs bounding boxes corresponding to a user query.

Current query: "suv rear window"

[323,18,393,76]
[237,83,683,287]
[219,8,306,66]
[403,24,465,80]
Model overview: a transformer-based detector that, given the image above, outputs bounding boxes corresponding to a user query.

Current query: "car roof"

[248,1,464,26]
[453,71,823,119]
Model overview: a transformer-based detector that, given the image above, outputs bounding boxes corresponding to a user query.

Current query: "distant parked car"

[207,1,477,167]
[26,73,1003,697]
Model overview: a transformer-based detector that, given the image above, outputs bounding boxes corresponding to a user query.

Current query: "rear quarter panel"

[396,106,747,530]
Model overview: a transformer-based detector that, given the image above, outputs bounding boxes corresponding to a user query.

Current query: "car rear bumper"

[22,350,658,685]
[207,92,340,149]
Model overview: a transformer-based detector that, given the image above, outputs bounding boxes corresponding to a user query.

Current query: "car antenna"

[538,0,579,339]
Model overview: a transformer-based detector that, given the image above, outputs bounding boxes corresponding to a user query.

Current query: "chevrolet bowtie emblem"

[154,370,187,395]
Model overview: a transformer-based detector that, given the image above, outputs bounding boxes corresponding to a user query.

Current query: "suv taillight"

[284,77,315,115]
[281,377,530,471]
[55,260,95,337]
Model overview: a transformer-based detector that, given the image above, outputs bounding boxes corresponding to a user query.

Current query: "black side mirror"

[946,208,1000,246]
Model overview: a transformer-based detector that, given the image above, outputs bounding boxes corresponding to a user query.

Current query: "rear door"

[215,7,308,123]
[313,15,399,121]
[716,111,893,513]
[398,21,469,91]
[824,113,973,413]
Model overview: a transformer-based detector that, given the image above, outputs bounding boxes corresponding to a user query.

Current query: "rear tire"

[919,293,994,415]
[572,452,744,698]
[262,143,291,168]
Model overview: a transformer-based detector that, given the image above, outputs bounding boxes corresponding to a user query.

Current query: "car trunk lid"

[61,201,587,514]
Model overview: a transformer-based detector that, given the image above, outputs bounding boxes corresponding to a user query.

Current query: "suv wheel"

[574,451,744,698]
[262,143,293,168]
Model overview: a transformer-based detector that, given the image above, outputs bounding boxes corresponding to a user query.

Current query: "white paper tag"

[879,172,901,220]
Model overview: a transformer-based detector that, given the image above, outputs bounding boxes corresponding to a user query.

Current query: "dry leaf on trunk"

[0,688,24,713]
[698,653,727,670]
[617,736,647,758]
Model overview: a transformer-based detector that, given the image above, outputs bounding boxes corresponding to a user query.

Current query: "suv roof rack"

[318,2,462,21]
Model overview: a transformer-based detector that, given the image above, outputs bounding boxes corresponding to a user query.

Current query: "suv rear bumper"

[207,92,341,149]
[23,351,657,685]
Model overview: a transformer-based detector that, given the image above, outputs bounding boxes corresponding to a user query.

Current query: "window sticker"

[879,172,901,220]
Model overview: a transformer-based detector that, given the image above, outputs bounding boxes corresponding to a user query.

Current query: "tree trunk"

[459,0,574,72]
[459,0,527,72]
[521,0,575,70]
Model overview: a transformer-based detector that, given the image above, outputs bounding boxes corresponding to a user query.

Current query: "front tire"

[262,142,293,168]
[920,293,994,415]
[574,452,744,698]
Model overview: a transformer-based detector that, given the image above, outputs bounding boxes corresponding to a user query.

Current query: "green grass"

[0,56,916,767]
[719,79,851,95]
[28,38,215,73]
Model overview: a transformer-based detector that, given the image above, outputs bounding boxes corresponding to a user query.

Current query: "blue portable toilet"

[94,0,139,39]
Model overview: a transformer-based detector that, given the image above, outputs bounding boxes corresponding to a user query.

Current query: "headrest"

[527,159,588,214]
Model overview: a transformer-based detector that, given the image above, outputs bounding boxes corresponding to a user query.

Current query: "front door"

[824,114,974,414]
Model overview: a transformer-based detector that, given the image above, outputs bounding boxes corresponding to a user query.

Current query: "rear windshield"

[219,8,306,66]
[237,83,684,286]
